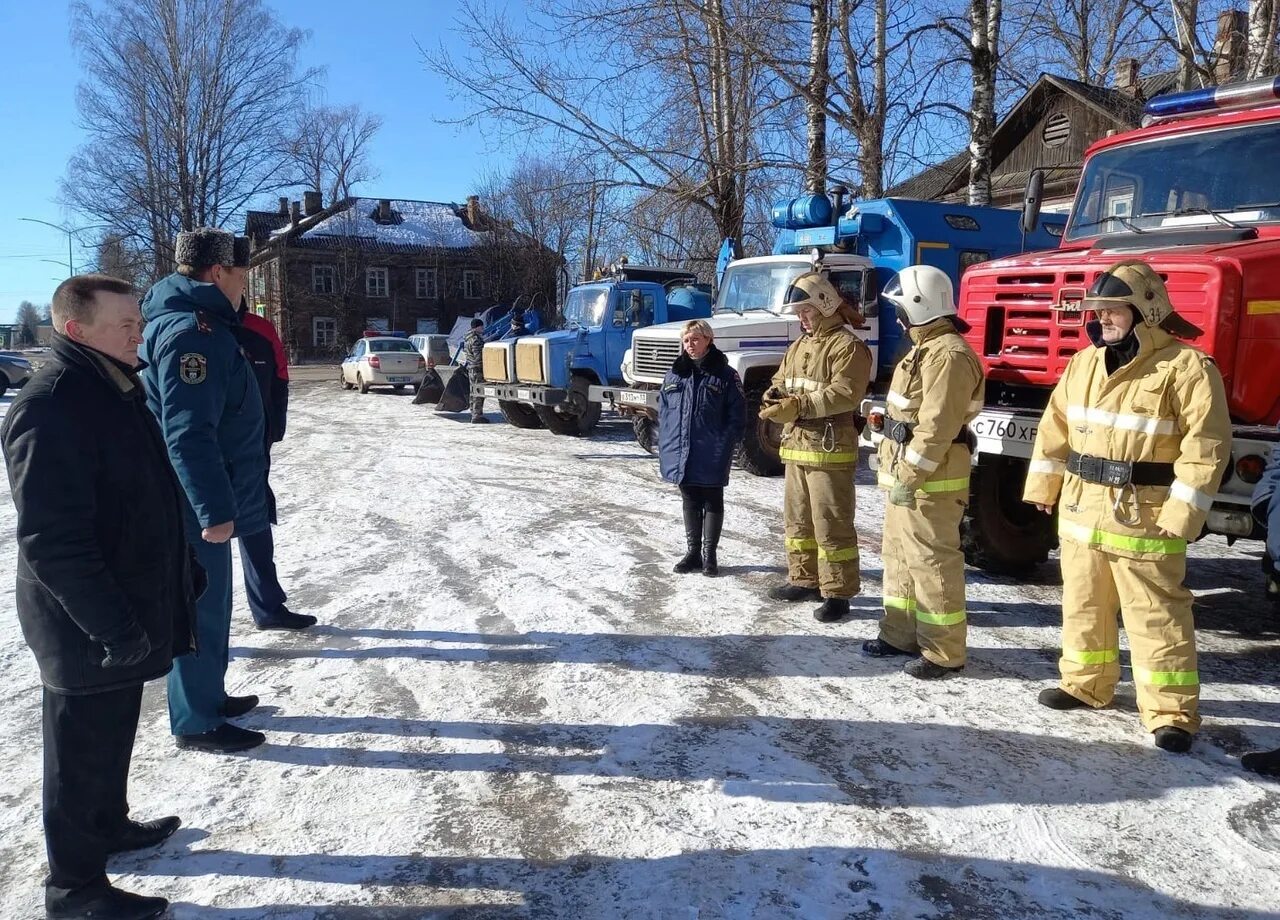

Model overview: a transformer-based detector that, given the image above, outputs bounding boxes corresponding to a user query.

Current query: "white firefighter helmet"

[881,264,958,327]
[783,272,843,318]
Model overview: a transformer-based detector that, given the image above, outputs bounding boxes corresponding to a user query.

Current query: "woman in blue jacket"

[658,320,746,576]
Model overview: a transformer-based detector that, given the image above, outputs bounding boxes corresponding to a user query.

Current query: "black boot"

[1153,726,1193,753]
[767,583,823,603]
[673,502,703,574]
[813,597,849,623]
[701,512,723,577]
[1242,747,1280,777]
[219,694,259,718]
[175,722,265,754]
[860,638,916,658]
[46,880,168,920]
[1037,687,1090,711]
[904,657,963,680]
[106,816,182,855]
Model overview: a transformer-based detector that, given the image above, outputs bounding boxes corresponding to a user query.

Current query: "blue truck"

[600,192,1068,474]
[473,261,713,434]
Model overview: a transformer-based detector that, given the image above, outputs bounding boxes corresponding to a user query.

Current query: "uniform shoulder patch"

[179,353,208,384]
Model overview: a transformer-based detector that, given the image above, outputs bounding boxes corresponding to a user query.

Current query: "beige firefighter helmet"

[783,272,844,317]
[1083,260,1203,339]
[881,264,962,328]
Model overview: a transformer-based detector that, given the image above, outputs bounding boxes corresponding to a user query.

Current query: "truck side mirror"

[613,305,627,327]
[1022,169,1045,234]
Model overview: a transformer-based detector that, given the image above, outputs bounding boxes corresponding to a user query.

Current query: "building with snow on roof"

[244,193,560,361]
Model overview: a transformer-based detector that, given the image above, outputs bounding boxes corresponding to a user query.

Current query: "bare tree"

[933,0,1003,205]
[806,0,832,195]
[1247,0,1279,76]
[426,0,782,258]
[1005,0,1148,84]
[285,104,383,202]
[64,0,318,280]
[94,232,147,286]
[16,302,41,345]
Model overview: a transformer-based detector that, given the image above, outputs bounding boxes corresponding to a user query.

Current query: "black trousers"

[43,684,143,893]
[679,483,724,515]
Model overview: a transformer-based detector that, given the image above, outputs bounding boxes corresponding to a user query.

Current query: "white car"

[339,337,427,394]
[408,333,454,368]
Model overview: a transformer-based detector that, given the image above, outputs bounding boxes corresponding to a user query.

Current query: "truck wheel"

[633,414,658,455]
[499,400,545,429]
[962,454,1056,574]
[738,383,783,477]
[536,377,602,436]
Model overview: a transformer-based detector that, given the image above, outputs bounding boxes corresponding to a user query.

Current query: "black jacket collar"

[671,344,728,378]
[51,334,145,400]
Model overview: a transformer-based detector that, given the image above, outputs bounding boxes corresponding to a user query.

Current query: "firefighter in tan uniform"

[863,265,984,680]
[1024,260,1230,753]
[761,272,873,623]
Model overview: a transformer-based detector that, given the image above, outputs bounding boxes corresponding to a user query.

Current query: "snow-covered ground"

[1,379,1279,919]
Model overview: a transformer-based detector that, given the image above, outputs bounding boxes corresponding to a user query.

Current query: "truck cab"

[476,263,712,435]
[945,75,1280,575]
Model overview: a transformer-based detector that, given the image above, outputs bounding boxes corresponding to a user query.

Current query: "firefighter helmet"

[882,264,960,328]
[1084,260,1203,339]
[783,272,843,317]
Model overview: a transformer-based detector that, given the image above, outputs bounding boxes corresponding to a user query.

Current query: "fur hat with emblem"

[175,228,235,270]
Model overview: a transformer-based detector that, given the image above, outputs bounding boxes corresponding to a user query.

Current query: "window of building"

[367,266,389,298]
[416,268,438,299]
[313,316,337,346]
[313,264,336,295]
[463,270,481,299]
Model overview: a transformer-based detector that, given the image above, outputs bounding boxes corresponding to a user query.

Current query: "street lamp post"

[18,218,114,277]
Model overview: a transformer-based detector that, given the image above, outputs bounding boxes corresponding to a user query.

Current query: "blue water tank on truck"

[604,188,1067,474]
[475,262,712,435]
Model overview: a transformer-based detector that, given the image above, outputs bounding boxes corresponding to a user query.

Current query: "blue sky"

[0,0,525,321]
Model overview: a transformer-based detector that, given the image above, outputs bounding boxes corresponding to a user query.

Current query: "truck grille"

[516,340,545,383]
[482,343,511,383]
[632,339,682,379]
[961,265,1217,389]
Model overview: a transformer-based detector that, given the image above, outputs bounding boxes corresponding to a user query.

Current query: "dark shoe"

[470,416,491,424]
[219,694,259,718]
[1153,726,1193,753]
[673,500,703,574]
[904,657,963,680]
[255,609,317,630]
[813,597,849,623]
[860,638,916,659]
[106,816,182,855]
[701,511,723,577]
[767,583,823,603]
[46,880,168,920]
[175,723,265,754]
[1242,748,1280,777]
[1037,687,1090,711]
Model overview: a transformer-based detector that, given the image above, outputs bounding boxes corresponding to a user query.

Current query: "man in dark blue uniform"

[140,228,269,754]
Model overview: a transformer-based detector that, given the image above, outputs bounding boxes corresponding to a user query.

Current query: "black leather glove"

[101,622,152,668]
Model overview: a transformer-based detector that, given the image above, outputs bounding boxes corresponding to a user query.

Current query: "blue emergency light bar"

[1143,75,1280,122]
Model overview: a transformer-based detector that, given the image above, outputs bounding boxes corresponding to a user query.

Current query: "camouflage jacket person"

[463,329,485,369]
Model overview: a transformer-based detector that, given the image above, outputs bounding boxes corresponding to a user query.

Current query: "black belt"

[886,418,975,448]
[1066,451,1175,487]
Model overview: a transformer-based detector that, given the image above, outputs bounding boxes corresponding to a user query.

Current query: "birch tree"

[285,104,383,203]
[806,1,832,195]
[1247,0,1279,76]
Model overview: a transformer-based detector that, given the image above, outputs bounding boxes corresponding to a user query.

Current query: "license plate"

[483,387,497,397]
[969,414,1039,446]
[517,388,533,400]
[618,390,649,406]
[388,376,410,383]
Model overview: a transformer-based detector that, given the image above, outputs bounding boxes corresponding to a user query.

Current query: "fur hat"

[233,236,251,269]
[175,228,234,270]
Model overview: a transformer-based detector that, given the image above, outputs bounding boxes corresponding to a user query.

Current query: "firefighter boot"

[861,638,916,659]
[768,584,823,603]
[1153,726,1193,753]
[1242,747,1280,777]
[702,512,724,577]
[904,657,963,680]
[813,597,850,623]
[673,503,703,574]
[1038,687,1091,710]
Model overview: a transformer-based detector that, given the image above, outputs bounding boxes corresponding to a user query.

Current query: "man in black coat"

[2,274,199,920]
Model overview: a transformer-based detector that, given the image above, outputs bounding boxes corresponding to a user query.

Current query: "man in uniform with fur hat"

[761,271,873,623]
[1024,260,1231,753]
[139,228,269,754]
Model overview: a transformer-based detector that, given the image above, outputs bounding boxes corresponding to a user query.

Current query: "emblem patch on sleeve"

[179,353,208,384]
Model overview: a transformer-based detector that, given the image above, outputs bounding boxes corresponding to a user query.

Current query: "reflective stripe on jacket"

[1023,322,1231,559]
[769,312,872,468]
[877,318,984,495]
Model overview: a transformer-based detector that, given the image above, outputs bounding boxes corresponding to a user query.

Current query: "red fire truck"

[893,76,1280,578]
